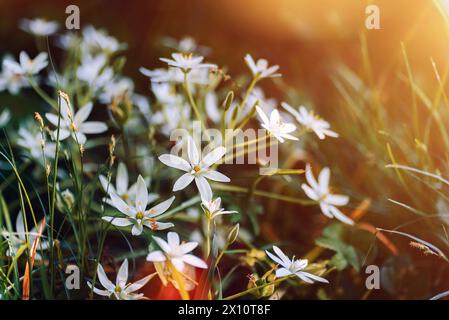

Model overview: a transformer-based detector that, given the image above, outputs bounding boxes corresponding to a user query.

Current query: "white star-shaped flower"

[45,100,108,145]
[244,54,281,79]
[146,231,208,272]
[282,103,338,140]
[302,163,353,225]
[0,57,29,94]
[265,246,329,284]
[81,25,122,54]
[201,197,237,220]
[19,18,59,36]
[160,53,216,74]
[103,175,175,235]
[1,212,48,260]
[16,127,56,161]
[3,51,48,77]
[87,259,153,300]
[256,106,298,143]
[159,136,230,200]
[76,54,113,91]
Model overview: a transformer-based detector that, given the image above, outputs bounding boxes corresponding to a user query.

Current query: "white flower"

[244,54,281,79]
[146,232,208,272]
[77,54,113,91]
[19,18,59,36]
[160,53,217,73]
[57,32,80,50]
[162,36,210,55]
[151,103,191,136]
[265,246,329,284]
[282,103,338,140]
[140,67,210,85]
[103,175,175,235]
[0,57,29,94]
[302,164,353,225]
[99,162,158,205]
[3,51,48,77]
[159,136,230,200]
[45,101,108,144]
[17,127,56,160]
[1,212,48,260]
[99,77,134,104]
[19,51,48,75]
[87,259,152,300]
[151,82,180,105]
[201,197,237,220]
[81,25,122,54]
[256,106,298,143]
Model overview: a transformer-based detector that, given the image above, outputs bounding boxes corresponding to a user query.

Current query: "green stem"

[28,78,58,110]
[223,275,291,300]
[49,94,62,297]
[231,76,258,129]
[212,183,314,205]
[183,73,209,139]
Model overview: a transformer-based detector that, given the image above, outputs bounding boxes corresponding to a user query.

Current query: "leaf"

[315,223,377,271]
[23,217,45,300]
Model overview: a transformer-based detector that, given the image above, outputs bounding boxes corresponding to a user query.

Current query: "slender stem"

[231,76,258,129]
[223,275,291,300]
[49,94,62,297]
[183,72,209,139]
[205,217,211,258]
[28,78,58,110]
[212,183,314,205]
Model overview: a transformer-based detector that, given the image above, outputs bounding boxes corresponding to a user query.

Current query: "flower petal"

[79,122,108,134]
[182,254,207,269]
[200,146,226,168]
[167,232,180,247]
[326,194,349,206]
[74,102,93,125]
[275,267,292,278]
[265,250,286,267]
[97,263,115,291]
[329,206,354,225]
[305,163,318,190]
[301,184,319,201]
[202,170,230,182]
[152,236,171,253]
[102,217,133,227]
[173,173,194,191]
[125,274,154,293]
[273,246,291,265]
[110,193,135,217]
[179,241,198,254]
[116,162,128,195]
[195,176,212,201]
[318,167,330,192]
[116,259,129,287]
[146,250,167,262]
[298,271,329,284]
[131,224,143,236]
[135,175,148,212]
[159,154,191,172]
[147,196,175,217]
[187,136,200,165]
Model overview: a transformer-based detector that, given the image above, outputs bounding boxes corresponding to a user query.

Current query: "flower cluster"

[0,17,356,301]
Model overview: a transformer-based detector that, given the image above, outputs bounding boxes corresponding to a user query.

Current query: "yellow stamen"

[136,212,144,220]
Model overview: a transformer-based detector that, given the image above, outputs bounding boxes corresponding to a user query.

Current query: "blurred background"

[2,0,449,299]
